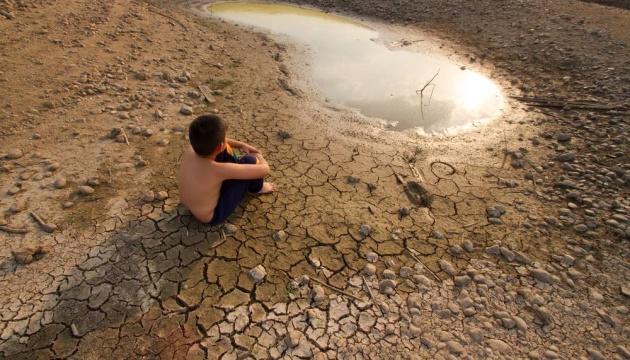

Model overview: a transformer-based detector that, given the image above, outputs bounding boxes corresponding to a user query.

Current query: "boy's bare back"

[178,146,223,223]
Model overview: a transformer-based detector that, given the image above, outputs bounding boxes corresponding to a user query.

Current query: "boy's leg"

[210,155,264,225]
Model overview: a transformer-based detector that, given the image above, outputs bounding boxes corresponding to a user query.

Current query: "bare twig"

[120,127,130,146]
[29,212,57,233]
[310,277,365,302]
[0,225,29,234]
[361,275,383,315]
[147,6,188,31]
[501,131,508,169]
[430,160,456,178]
[416,69,440,122]
[405,248,441,282]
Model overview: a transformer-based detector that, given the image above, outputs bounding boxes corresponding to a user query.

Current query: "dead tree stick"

[29,212,57,233]
[416,69,440,122]
[361,275,383,315]
[405,248,441,282]
[430,160,456,178]
[310,277,365,302]
[147,6,188,31]
[120,127,130,146]
[0,225,29,234]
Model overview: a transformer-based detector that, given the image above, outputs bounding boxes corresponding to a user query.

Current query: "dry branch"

[310,277,365,302]
[147,6,188,31]
[0,225,29,234]
[405,248,441,282]
[416,70,440,122]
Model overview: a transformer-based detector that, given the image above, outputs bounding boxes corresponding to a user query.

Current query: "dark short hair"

[188,115,227,156]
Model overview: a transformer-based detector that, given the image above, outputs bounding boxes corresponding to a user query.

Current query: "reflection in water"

[207,2,504,133]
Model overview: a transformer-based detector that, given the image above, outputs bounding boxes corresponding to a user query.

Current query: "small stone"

[70,323,82,338]
[272,230,287,241]
[53,177,67,189]
[46,163,59,172]
[556,152,576,162]
[363,263,376,276]
[248,265,266,284]
[7,186,20,195]
[488,217,503,225]
[6,148,23,160]
[62,201,74,209]
[284,330,301,348]
[589,288,604,302]
[365,252,378,263]
[77,185,94,195]
[447,340,464,355]
[9,200,27,214]
[400,266,413,278]
[311,285,326,306]
[223,223,238,234]
[438,259,457,276]
[586,348,605,360]
[556,133,572,142]
[157,139,170,146]
[621,285,630,297]
[382,269,396,280]
[12,247,45,265]
[378,279,396,295]
[141,190,155,203]
[180,105,193,115]
[86,178,100,186]
[454,275,471,288]
[359,224,371,237]
[155,191,169,201]
[530,268,555,284]
[487,339,510,353]
[462,239,474,252]
[468,327,484,343]
[412,274,432,288]
[449,244,464,257]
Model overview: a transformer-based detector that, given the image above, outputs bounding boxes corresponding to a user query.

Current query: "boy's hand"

[241,144,259,154]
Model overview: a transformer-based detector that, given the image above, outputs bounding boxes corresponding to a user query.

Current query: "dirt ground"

[0,0,628,359]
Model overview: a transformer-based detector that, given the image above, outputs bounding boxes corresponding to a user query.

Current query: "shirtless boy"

[178,114,274,224]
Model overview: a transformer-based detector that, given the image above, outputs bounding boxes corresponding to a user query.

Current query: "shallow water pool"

[207,2,505,133]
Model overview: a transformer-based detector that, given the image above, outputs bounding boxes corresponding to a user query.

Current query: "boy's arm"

[216,162,270,180]
[227,138,259,154]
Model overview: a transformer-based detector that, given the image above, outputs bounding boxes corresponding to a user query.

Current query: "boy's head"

[188,114,227,157]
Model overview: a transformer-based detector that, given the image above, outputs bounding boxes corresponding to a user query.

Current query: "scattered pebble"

[53,177,67,189]
[155,191,169,201]
[78,185,95,195]
[12,246,45,265]
[363,263,376,276]
[272,230,287,241]
[180,105,193,115]
[248,265,266,284]
[365,251,378,263]
[141,190,155,203]
[6,148,23,160]
[359,224,371,237]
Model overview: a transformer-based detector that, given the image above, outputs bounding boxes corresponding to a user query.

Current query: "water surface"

[207,2,504,133]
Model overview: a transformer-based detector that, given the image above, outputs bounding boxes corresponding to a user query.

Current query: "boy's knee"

[239,155,257,165]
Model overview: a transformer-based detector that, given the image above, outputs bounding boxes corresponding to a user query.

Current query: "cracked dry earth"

[1,0,629,359]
